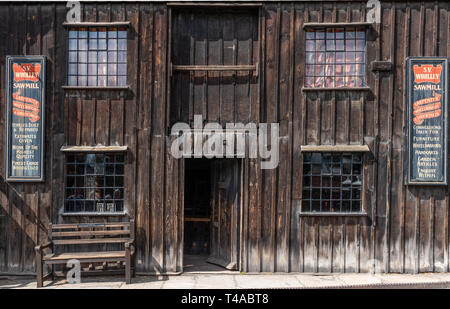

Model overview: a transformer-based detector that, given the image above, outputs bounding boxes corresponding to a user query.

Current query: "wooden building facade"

[1,0,450,275]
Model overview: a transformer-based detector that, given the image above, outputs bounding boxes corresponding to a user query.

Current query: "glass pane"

[118,51,127,63]
[69,51,77,62]
[88,51,97,63]
[118,39,127,50]
[108,51,117,62]
[108,75,117,86]
[118,76,127,86]
[118,63,126,75]
[69,39,77,50]
[108,39,117,50]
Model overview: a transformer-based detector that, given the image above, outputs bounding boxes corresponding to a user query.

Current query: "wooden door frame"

[180,158,244,272]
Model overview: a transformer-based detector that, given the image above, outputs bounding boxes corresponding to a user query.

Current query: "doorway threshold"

[183,254,239,274]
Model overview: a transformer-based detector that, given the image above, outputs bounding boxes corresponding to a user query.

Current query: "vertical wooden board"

[220,13,235,125]
[83,1,96,22]
[331,218,345,272]
[53,3,67,138]
[177,158,184,272]
[110,98,124,145]
[419,190,433,272]
[305,95,320,145]
[278,6,290,137]
[259,5,279,273]
[349,94,363,145]
[433,189,447,272]
[402,3,422,274]
[150,135,164,272]
[40,3,56,251]
[7,184,24,271]
[164,136,178,272]
[124,98,136,216]
[359,222,372,272]
[206,13,221,123]
[234,11,252,124]
[6,4,26,272]
[81,100,95,145]
[0,182,8,271]
[388,3,407,273]
[111,2,125,21]
[247,159,261,272]
[193,11,207,118]
[289,5,305,270]
[318,218,332,272]
[302,217,317,272]
[334,93,348,144]
[276,137,289,271]
[344,218,358,272]
[135,3,152,273]
[404,187,418,273]
[135,127,151,272]
[95,100,110,145]
[0,4,9,271]
[320,93,333,145]
[97,2,111,22]
[151,5,167,136]
[23,193,38,272]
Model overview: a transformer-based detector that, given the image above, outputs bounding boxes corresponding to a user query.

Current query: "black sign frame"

[405,57,448,185]
[5,55,46,182]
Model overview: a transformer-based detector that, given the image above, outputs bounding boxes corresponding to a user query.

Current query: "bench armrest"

[125,240,135,255]
[34,242,53,252]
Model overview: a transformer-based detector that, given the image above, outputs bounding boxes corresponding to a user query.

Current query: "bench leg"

[36,254,43,288]
[125,259,131,284]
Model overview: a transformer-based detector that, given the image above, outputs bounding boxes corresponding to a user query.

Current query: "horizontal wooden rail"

[53,238,130,245]
[52,230,130,237]
[303,22,373,29]
[301,145,370,152]
[63,22,131,28]
[51,222,130,229]
[171,64,258,77]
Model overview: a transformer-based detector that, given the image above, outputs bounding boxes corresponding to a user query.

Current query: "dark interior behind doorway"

[184,159,212,255]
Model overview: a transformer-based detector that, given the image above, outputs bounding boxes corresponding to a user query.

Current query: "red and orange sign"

[413,64,442,84]
[12,63,41,82]
[11,93,40,122]
[412,92,441,125]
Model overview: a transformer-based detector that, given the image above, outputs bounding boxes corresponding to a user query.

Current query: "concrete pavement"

[2,272,450,289]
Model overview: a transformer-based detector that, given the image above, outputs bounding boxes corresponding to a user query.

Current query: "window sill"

[299,212,368,217]
[60,145,128,152]
[63,21,131,28]
[62,86,131,91]
[302,87,371,92]
[303,22,373,29]
[62,212,127,217]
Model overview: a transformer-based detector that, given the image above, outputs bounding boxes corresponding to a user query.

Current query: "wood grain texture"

[0,1,449,275]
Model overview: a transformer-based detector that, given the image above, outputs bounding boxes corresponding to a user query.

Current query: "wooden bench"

[35,220,135,287]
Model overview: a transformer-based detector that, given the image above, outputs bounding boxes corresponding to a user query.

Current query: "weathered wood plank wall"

[0,1,449,274]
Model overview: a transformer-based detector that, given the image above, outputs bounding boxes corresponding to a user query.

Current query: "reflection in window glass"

[302,152,363,213]
[67,27,127,87]
[305,28,366,88]
[64,153,125,213]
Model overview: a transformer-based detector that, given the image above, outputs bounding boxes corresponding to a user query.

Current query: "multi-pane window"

[64,153,125,213]
[305,27,366,88]
[302,153,363,213]
[68,27,127,87]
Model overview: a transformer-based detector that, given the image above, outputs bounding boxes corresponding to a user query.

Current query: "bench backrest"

[49,220,135,246]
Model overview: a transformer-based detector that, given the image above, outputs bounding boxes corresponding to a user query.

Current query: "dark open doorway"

[183,158,241,272]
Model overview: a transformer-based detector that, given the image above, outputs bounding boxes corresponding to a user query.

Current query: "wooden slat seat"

[35,219,135,287]
[44,251,126,262]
